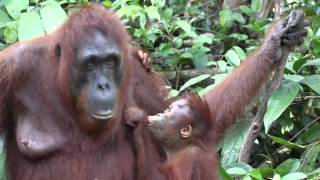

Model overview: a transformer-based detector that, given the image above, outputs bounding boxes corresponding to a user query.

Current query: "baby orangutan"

[129,93,218,180]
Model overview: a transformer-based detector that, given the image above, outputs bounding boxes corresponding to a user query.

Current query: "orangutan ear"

[180,125,192,138]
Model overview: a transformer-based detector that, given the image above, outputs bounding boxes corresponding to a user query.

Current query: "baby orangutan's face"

[147,99,193,140]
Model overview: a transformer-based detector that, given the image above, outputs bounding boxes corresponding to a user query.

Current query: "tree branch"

[238,48,289,163]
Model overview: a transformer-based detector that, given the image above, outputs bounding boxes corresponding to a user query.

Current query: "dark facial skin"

[71,31,123,123]
[147,99,193,143]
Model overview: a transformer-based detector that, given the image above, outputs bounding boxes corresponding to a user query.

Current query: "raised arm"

[203,11,309,136]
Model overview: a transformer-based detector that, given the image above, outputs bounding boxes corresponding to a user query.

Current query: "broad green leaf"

[116,5,143,19]
[102,0,112,8]
[298,58,320,72]
[272,174,281,180]
[226,167,247,176]
[264,81,300,133]
[211,73,229,85]
[308,167,320,179]
[225,49,241,67]
[175,20,196,37]
[169,89,179,97]
[199,73,229,95]
[18,12,45,41]
[219,9,233,27]
[221,119,250,166]
[284,75,304,82]
[251,0,262,13]
[4,0,28,19]
[300,75,320,94]
[0,9,11,28]
[180,52,193,59]
[145,6,160,21]
[270,136,305,150]
[281,172,307,180]
[219,166,232,180]
[233,46,246,60]
[40,0,68,34]
[232,12,245,24]
[199,84,215,96]
[3,21,18,43]
[276,158,300,176]
[193,51,208,69]
[298,124,320,144]
[299,142,320,173]
[194,34,213,45]
[316,27,320,37]
[249,169,262,179]
[0,139,5,180]
[217,60,228,72]
[139,14,146,29]
[162,8,173,26]
[179,74,211,92]
[150,0,165,8]
[240,5,253,16]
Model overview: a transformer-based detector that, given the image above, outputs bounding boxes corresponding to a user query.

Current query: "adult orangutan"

[0,3,308,180]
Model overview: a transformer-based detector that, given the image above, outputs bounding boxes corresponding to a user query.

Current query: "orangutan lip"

[147,116,155,126]
[89,110,113,120]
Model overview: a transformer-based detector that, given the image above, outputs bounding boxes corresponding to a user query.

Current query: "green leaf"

[150,0,165,8]
[240,5,254,17]
[308,167,320,179]
[298,58,320,72]
[199,73,229,96]
[3,21,18,43]
[193,51,208,69]
[225,49,241,67]
[298,124,320,144]
[299,142,320,173]
[232,12,245,24]
[284,75,304,82]
[0,9,11,28]
[18,11,45,41]
[264,81,300,133]
[162,8,172,25]
[40,0,68,34]
[249,169,262,179]
[194,34,213,45]
[169,89,179,97]
[233,46,246,60]
[211,73,229,85]
[281,172,307,180]
[4,0,28,19]
[180,52,193,59]
[251,0,262,13]
[300,75,320,94]
[179,74,211,92]
[219,9,233,27]
[270,136,305,150]
[145,6,160,21]
[139,14,146,29]
[219,166,232,180]
[226,167,247,176]
[175,20,196,37]
[216,60,228,72]
[221,119,250,166]
[276,158,300,176]
[102,0,112,8]
[272,174,281,180]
